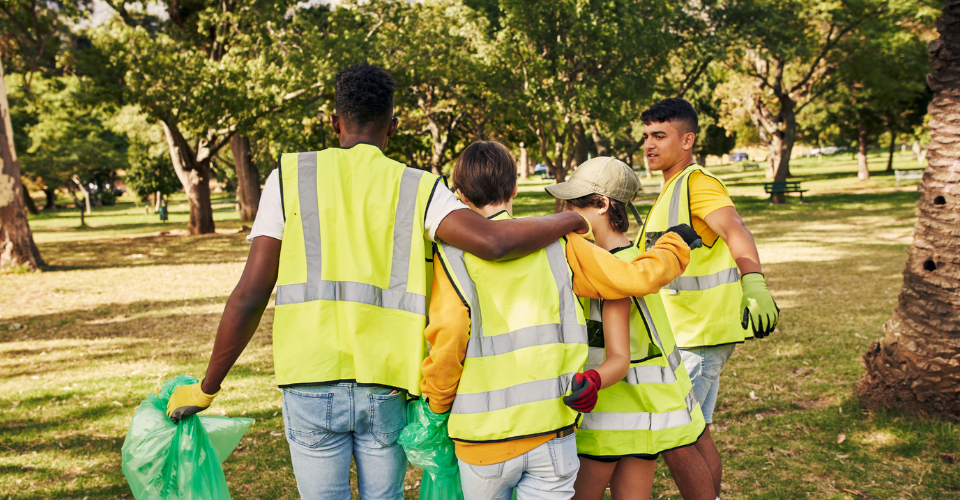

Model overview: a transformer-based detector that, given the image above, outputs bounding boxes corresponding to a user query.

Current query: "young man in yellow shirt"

[421,141,703,499]
[639,98,780,498]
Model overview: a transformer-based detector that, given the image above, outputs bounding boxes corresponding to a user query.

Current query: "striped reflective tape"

[451,373,575,415]
[666,267,740,292]
[579,388,699,431]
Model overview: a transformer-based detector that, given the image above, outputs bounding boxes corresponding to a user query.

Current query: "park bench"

[741,161,761,171]
[763,181,807,203]
[894,169,923,186]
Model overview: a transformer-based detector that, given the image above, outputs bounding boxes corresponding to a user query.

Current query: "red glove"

[562,370,602,413]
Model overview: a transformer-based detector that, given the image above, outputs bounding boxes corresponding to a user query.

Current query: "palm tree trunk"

[857,0,960,417]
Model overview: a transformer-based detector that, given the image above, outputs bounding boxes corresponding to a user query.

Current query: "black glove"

[665,224,703,250]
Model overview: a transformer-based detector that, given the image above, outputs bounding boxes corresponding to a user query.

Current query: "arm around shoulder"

[567,232,690,300]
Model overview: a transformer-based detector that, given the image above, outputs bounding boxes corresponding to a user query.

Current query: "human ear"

[331,114,341,135]
[682,132,696,151]
[511,182,518,200]
[387,117,399,137]
[599,196,610,215]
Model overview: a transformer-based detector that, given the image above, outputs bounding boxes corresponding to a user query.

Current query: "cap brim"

[545,181,595,201]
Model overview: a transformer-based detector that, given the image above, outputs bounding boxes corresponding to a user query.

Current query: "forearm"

[201,290,271,394]
[594,354,629,390]
[435,210,587,261]
[726,224,762,275]
[569,232,690,300]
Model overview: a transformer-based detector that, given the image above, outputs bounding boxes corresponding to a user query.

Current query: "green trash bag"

[121,375,254,500]
[397,399,464,500]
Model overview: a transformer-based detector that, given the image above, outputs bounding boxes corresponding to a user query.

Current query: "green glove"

[166,378,219,424]
[740,273,779,338]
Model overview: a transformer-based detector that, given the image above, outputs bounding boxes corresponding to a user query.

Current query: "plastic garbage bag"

[398,398,464,500]
[121,375,254,500]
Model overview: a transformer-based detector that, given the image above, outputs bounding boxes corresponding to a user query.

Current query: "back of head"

[640,98,699,136]
[335,62,396,131]
[452,141,517,208]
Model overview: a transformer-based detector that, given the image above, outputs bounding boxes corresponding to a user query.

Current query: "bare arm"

[703,206,762,275]
[200,236,281,394]
[435,209,588,261]
[596,298,631,389]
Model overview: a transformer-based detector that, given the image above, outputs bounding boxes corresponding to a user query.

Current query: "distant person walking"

[637,98,780,498]
[164,63,593,500]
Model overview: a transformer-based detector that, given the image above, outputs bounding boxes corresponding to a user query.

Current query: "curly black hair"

[640,97,699,135]
[335,62,395,130]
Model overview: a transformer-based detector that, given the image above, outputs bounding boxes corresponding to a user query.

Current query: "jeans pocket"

[368,390,406,447]
[549,434,580,479]
[283,389,334,449]
[468,462,505,479]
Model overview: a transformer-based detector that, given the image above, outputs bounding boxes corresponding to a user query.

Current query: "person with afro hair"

[166,61,598,500]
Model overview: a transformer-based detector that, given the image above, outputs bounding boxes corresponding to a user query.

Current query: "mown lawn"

[2,151,957,499]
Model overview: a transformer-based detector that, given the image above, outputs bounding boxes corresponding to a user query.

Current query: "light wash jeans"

[458,434,580,500]
[281,383,408,500]
[680,344,736,424]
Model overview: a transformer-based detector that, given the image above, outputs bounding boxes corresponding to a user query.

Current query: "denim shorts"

[680,345,736,424]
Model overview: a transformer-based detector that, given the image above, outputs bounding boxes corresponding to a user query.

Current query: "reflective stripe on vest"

[580,390,698,432]
[443,240,586,415]
[275,152,427,316]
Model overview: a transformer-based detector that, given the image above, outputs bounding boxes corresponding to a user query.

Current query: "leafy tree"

[89,0,321,234]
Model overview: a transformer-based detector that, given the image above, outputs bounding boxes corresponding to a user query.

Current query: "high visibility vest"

[637,164,749,348]
[272,144,441,395]
[436,212,589,443]
[576,244,705,459]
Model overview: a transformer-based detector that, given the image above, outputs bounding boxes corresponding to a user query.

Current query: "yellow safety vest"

[576,244,705,459]
[272,144,441,395]
[637,164,749,348]
[436,212,589,443]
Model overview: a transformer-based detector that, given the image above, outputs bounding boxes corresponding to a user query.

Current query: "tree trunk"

[22,184,38,215]
[696,154,707,167]
[162,121,215,235]
[589,121,608,156]
[857,122,870,181]
[887,131,897,172]
[230,134,260,223]
[71,175,92,214]
[857,0,960,418]
[912,140,924,165]
[519,142,529,180]
[0,58,42,270]
[572,121,588,166]
[43,188,56,210]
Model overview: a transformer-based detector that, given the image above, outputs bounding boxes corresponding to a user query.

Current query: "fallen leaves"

[838,433,847,444]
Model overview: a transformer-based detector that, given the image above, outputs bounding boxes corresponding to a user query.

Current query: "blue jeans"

[458,434,580,500]
[281,383,408,500]
[680,345,736,424]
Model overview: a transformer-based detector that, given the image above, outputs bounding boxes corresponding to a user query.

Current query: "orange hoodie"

[419,232,690,465]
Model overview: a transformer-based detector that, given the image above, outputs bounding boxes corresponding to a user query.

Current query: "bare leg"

[662,442,716,500]
[608,458,655,500]
[573,457,618,500]
[693,425,722,497]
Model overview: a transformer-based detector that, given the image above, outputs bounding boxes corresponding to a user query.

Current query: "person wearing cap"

[547,157,718,500]
[637,98,780,499]
[420,141,697,500]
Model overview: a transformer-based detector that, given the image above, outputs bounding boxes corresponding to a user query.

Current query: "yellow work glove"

[576,216,595,243]
[166,378,219,424]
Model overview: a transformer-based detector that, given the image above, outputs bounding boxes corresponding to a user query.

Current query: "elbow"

[474,233,508,261]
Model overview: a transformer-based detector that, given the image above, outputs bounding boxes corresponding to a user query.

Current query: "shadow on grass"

[37,232,251,271]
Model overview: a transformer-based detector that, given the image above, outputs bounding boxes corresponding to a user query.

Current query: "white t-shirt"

[247,169,467,244]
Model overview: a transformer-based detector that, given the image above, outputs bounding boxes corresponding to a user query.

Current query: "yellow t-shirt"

[683,171,735,246]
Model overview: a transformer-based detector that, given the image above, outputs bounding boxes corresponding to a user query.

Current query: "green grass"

[3,150,957,499]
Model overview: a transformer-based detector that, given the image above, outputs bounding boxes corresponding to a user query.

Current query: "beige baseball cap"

[545,156,640,203]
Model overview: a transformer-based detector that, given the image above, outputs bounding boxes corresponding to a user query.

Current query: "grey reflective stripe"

[275,281,426,315]
[451,373,575,415]
[585,344,681,385]
[667,267,740,291]
[276,154,426,315]
[440,243,484,354]
[667,170,690,227]
[389,168,422,291]
[465,323,587,359]
[544,241,587,344]
[299,152,322,295]
[579,389,698,431]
